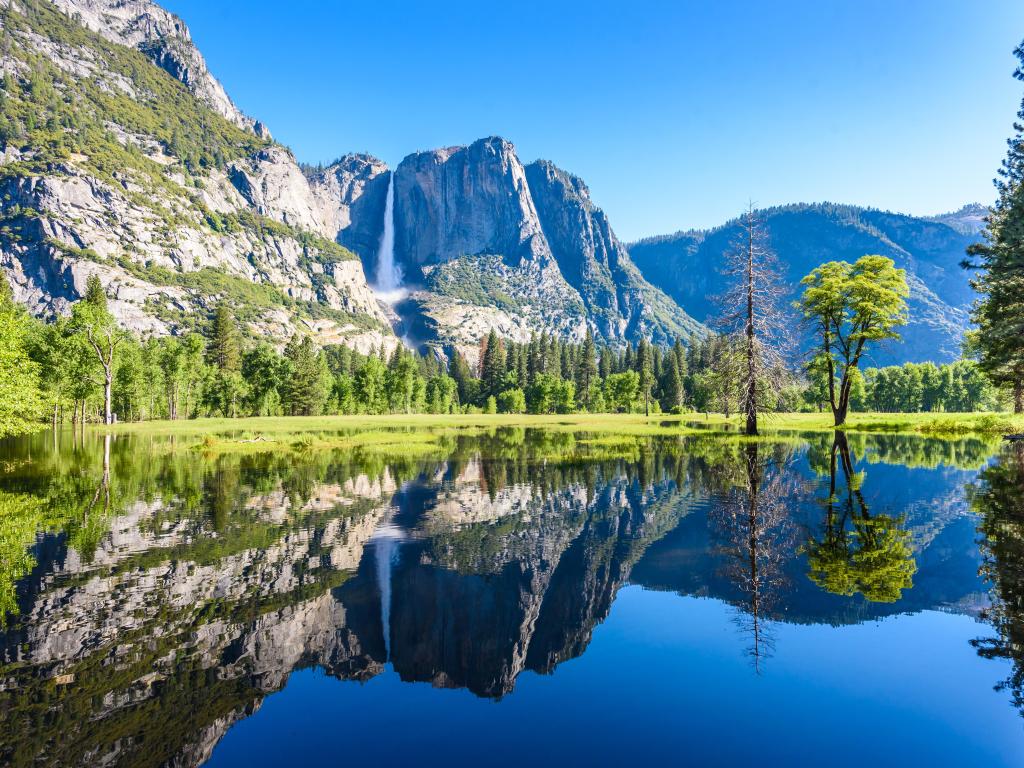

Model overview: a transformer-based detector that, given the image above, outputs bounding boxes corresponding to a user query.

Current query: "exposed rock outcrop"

[0,0,396,352]
[525,159,704,343]
[376,137,704,356]
[50,0,266,135]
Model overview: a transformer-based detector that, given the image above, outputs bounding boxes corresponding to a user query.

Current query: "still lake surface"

[0,427,1022,767]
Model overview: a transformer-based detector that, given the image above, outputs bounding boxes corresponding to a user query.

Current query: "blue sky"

[163,0,1024,240]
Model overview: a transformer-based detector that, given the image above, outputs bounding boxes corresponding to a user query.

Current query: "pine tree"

[577,327,598,408]
[84,274,107,311]
[528,333,542,381]
[965,40,1024,412]
[661,352,684,413]
[282,335,329,416]
[636,337,654,416]
[480,328,506,398]
[449,350,477,406]
[207,302,241,373]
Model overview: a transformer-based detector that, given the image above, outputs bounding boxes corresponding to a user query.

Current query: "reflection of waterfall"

[371,521,406,660]
[374,173,406,305]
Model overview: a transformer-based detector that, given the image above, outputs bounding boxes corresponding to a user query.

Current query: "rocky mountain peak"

[49,0,265,135]
[392,136,551,273]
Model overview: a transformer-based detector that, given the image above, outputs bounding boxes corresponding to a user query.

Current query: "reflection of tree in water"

[971,442,1024,717]
[710,442,797,672]
[805,432,916,603]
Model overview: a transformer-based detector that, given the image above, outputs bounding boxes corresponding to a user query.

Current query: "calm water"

[0,428,1022,767]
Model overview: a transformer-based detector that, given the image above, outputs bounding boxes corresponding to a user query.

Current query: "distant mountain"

[628,203,984,364]
[926,203,988,236]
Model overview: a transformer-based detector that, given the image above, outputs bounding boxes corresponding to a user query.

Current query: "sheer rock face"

[50,0,267,135]
[524,159,703,344]
[308,155,391,271]
[384,137,704,355]
[393,137,552,270]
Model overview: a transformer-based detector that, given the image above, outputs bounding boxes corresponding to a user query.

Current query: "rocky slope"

[0,0,704,357]
[0,0,397,353]
[628,203,983,364]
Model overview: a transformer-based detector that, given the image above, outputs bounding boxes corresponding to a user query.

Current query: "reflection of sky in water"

[209,591,1020,768]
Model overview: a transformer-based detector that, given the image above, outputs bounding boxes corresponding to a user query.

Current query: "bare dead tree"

[710,443,798,672]
[716,205,793,435]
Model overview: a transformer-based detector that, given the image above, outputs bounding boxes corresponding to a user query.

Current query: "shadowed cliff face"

[0,429,1011,765]
[525,160,704,344]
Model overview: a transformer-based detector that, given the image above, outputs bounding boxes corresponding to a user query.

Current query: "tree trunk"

[52,401,59,431]
[1015,380,1023,414]
[104,369,113,425]
[745,223,758,436]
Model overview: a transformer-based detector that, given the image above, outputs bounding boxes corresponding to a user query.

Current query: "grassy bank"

[682,411,1024,436]
[82,411,1024,456]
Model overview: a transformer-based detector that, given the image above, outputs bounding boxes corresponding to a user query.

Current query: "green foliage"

[207,302,241,372]
[860,359,996,413]
[0,277,44,436]
[425,255,525,312]
[798,255,910,424]
[0,0,267,194]
[965,43,1024,411]
[497,387,526,414]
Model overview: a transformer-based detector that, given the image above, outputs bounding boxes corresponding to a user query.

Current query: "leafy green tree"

[797,256,909,425]
[426,375,459,414]
[242,343,285,416]
[604,370,640,413]
[70,275,127,424]
[964,43,1024,412]
[497,387,526,414]
[0,277,44,436]
[355,354,388,414]
[385,349,419,414]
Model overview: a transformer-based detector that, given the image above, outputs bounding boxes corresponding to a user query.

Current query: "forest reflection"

[0,427,1019,766]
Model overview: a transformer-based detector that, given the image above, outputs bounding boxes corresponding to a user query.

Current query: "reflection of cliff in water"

[387,460,699,697]
[0,430,1006,766]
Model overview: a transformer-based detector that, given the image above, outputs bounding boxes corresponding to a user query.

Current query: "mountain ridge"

[0,0,984,365]
[627,201,983,364]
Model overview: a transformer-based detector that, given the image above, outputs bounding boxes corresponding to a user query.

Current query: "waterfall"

[371,518,406,661]
[374,173,406,304]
